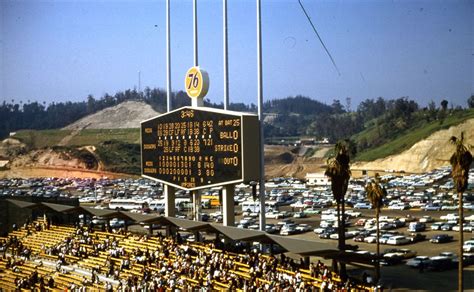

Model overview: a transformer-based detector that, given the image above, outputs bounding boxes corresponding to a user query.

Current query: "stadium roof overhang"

[10,200,360,260]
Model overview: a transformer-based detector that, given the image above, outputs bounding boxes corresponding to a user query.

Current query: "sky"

[1,0,472,109]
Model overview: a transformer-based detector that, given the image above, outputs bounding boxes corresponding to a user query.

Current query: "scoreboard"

[141,106,261,190]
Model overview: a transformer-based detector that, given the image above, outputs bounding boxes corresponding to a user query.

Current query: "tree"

[449,132,473,292]
[365,173,386,285]
[441,99,448,111]
[468,95,474,108]
[325,140,352,280]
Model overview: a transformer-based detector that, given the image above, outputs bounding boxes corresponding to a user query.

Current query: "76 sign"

[185,66,209,99]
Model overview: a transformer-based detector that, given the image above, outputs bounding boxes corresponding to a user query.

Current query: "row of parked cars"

[406,252,474,271]
[235,217,312,236]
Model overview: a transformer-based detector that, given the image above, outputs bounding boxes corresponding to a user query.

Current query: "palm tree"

[365,173,386,284]
[325,141,352,280]
[449,132,473,292]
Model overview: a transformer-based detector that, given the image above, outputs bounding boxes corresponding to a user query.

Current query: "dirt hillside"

[352,119,474,173]
[264,145,329,179]
[63,101,159,130]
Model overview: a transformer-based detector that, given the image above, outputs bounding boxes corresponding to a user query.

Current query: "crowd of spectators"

[1,222,374,291]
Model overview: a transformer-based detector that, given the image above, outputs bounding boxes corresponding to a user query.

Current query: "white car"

[295,224,312,233]
[346,210,361,218]
[463,240,474,252]
[379,234,393,244]
[354,202,372,209]
[430,222,444,230]
[266,211,282,219]
[386,236,410,245]
[329,231,358,240]
[364,236,377,243]
[453,224,473,232]
[440,213,459,221]
[406,256,431,268]
[280,224,298,236]
[419,216,433,223]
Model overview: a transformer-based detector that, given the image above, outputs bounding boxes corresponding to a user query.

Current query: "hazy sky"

[1,0,472,109]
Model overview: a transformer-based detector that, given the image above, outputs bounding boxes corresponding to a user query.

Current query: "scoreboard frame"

[141,106,261,191]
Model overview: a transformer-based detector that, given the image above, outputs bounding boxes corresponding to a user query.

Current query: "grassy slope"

[15,128,140,148]
[354,109,474,161]
[69,129,140,146]
[14,130,71,148]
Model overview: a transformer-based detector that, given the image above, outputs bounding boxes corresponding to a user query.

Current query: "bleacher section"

[0,222,375,291]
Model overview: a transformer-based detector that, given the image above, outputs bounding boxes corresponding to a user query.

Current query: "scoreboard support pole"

[193,190,202,221]
[164,185,176,217]
[164,185,175,236]
[222,184,235,226]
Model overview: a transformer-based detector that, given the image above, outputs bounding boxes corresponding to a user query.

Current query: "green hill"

[354,108,474,161]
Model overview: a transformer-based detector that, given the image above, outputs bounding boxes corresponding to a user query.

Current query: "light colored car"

[430,222,444,230]
[266,211,282,219]
[313,227,326,234]
[379,234,393,244]
[463,240,474,252]
[295,224,312,233]
[293,211,307,218]
[364,235,377,243]
[386,235,410,245]
[354,202,372,209]
[280,224,298,236]
[406,256,431,268]
[453,224,473,232]
[346,210,361,218]
[419,216,433,223]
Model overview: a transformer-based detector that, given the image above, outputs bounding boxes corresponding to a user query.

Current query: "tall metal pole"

[223,0,229,110]
[138,71,141,92]
[257,0,266,231]
[166,0,172,112]
[193,0,198,67]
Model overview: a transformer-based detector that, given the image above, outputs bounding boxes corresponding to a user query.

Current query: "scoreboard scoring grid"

[141,106,260,190]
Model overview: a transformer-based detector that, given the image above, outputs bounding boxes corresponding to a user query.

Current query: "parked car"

[293,211,307,218]
[422,204,441,211]
[453,224,474,232]
[386,235,410,245]
[463,240,474,252]
[303,207,321,215]
[463,253,474,266]
[440,223,456,231]
[355,218,367,226]
[379,234,393,244]
[419,216,434,223]
[430,222,444,230]
[364,235,377,244]
[265,224,278,234]
[320,231,335,239]
[354,202,372,209]
[406,256,431,268]
[383,248,417,259]
[295,224,311,233]
[430,234,453,243]
[427,256,455,271]
[280,223,298,236]
[353,234,366,242]
[380,255,404,266]
[409,233,426,243]
[266,211,283,219]
[408,222,426,232]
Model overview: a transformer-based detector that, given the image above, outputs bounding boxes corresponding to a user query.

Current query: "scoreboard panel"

[141,106,260,190]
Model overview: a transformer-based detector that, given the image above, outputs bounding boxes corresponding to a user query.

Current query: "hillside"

[63,101,159,130]
[1,99,472,179]
[353,118,473,173]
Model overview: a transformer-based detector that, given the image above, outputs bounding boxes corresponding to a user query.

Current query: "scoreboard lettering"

[141,107,260,190]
